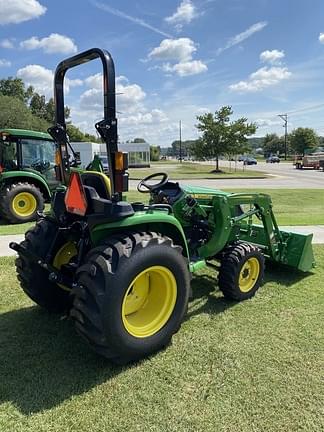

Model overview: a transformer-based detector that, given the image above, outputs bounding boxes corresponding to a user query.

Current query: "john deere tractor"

[11,49,315,364]
[0,129,61,223]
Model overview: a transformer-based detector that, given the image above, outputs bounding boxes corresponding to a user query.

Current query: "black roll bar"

[48,48,118,193]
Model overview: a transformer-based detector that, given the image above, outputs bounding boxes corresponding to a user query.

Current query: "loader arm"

[196,192,314,272]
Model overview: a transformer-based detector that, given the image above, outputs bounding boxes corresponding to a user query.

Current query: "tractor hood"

[182,184,231,198]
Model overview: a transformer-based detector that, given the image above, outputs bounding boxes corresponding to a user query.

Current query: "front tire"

[70,231,190,364]
[0,182,44,223]
[218,242,265,301]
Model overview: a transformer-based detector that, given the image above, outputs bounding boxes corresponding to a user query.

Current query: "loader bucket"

[237,224,315,272]
[280,229,315,272]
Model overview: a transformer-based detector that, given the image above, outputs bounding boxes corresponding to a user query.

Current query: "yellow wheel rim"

[12,192,37,217]
[53,242,77,290]
[122,266,177,338]
[239,257,260,293]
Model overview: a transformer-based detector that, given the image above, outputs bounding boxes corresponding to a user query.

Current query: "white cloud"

[148,38,196,62]
[0,59,11,67]
[217,21,267,55]
[260,49,285,65]
[229,66,292,93]
[165,0,198,32]
[148,37,207,77]
[82,73,146,113]
[319,33,324,44]
[0,38,14,48]
[20,33,77,54]
[17,64,82,97]
[84,73,102,90]
[119,109,168,126]
[74,73,170,143]
[255,118,282,127]
[0,0,46,25]
[163,60,207,76]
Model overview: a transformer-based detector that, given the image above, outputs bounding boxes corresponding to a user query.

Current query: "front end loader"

[11,48,315,364]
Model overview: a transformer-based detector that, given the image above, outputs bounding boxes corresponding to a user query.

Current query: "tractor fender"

[0,171,52,200]
[90,211,190,259]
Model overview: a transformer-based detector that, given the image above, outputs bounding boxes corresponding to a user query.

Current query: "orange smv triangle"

[64,171,88,216]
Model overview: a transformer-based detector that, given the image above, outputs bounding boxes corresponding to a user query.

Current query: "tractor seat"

[80,171,134,220]
[81,171,111,200]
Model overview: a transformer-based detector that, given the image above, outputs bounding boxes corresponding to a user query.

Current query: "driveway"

[130,160,324,189]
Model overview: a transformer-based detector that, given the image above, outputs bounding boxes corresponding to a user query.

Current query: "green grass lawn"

[129,162,266,180]
[1,247,324,431]
[225,188,324,226]
[1,189,323,236]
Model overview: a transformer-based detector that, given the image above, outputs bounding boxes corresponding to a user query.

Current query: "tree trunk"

[215,156,219,171]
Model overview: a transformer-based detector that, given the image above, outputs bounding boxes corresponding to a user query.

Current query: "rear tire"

[15,219,75,313]
[218,242,265,301]
[70,231,190,364]
[0,182,44,223]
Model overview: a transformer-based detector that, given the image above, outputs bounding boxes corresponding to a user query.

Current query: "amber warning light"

[64,172,88,216]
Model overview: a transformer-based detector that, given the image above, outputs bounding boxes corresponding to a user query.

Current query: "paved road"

[1,226,324,257]
[130,160,324,189]
[0,234,24,257]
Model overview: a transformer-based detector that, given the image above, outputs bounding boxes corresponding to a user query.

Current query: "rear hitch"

[10,242,80,290]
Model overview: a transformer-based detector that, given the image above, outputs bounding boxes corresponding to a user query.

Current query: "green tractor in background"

[0,129,61,223]
[0,129,105,224]
[10,48,315,364]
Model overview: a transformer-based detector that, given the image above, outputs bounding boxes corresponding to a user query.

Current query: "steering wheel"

[31,159,49,172]
[137,172,169,193]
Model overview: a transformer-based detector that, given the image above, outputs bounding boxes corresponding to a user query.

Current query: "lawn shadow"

[263,261,314,287]
[0,306,126,414]
[186,262,313,321]
[186,273,236,320]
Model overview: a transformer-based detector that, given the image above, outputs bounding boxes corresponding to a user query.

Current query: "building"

[71,141,150,168]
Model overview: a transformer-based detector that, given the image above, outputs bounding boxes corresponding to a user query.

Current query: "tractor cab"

[0,129,59,188]
[0,129,65,223]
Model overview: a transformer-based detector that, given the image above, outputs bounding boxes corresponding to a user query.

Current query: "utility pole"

[278,114,288,160]
[179,120,182,163]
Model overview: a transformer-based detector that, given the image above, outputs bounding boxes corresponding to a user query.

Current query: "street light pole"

[179,120,182,163]
[278,114,288,160]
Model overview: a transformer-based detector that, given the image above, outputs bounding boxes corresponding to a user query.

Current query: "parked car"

[238,155,247,162]
[266,155,280,163]
[243,157,257,165]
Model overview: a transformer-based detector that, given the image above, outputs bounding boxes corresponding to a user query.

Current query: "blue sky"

[1,0,324,145]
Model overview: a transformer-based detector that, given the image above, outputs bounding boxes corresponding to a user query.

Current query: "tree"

[0,77,33,102]
[150,145,161,161]
[30,94,70,123]
[171,139,197,157]
[43,97,70,123]
[133,138,146,143]
[67,124,99,142]
[193,106,256,171]
[67,124,88,142]
[289,127,319,156]
[263,133,286,157]
[30,93,47,119]
[0,95,49,131]
[226,117,255,160]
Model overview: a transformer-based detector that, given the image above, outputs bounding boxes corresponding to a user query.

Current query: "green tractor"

[0,129,104,224]
[0,128,62,223]
[10,48,315,364]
